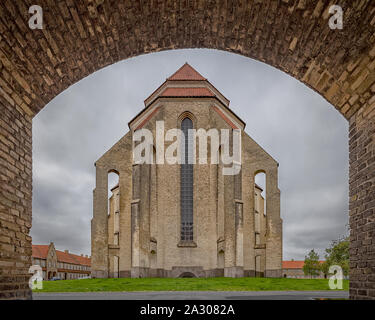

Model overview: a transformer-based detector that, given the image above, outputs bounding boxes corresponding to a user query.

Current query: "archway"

[179,272,197,278]
[0,1,374,300]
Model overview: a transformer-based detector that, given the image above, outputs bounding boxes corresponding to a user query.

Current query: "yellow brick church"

[91,64,282,278]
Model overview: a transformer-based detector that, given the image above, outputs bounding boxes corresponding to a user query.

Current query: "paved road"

[33,290,349,300]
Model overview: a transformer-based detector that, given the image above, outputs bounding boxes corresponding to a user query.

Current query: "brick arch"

[178,111,197,126]
[0,1,374,300]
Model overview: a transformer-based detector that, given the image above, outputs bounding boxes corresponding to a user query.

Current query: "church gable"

[129,63,244,131]
[95,131,133,168]
[242,132,279,167]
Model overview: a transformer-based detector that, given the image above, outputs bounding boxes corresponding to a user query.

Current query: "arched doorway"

[0,2,374,300]
[179,272,197,278]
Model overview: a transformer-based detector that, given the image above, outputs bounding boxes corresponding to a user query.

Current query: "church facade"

[91,64,282,278]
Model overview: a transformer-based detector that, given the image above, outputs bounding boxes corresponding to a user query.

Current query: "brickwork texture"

[0,0,374,299]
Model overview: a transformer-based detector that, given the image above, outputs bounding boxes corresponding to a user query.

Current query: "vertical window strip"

[180,117,193,241]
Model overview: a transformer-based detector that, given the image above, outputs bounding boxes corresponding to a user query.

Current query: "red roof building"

[32,242,91,280]
[282,260,325,269]
[32,245,49,260]
[282,260,326,279]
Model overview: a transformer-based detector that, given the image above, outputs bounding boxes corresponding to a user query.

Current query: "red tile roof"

[283,260,325,269]
[211,105,238,129]
[32,245,91,266]
[32,245,49,259]
[74,255,91,267]
[167,63,206,81]
[130,63,244,131]
[56,250,91,266]
[135,106,161,130]
[160,87,215,97]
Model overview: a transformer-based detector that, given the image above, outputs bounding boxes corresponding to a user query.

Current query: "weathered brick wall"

[0,92,33,299]
[0,0,374,299]
[349,106,375,300]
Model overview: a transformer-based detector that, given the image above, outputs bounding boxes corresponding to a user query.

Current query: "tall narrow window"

[180,117,193,241]
[255,172,266,216]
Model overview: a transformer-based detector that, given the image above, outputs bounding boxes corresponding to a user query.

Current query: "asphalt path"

[33,290,349,300]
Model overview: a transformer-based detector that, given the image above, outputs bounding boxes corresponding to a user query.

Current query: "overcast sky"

[31,49,349,260]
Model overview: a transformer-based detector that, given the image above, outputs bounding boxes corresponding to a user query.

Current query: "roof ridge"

[56,249,88,258]
[167,63,207,81]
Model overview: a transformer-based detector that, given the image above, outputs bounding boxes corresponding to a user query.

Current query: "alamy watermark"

[28,5,43,30]
[328,265,344,290]
[133,121,241,176]
[29,265,43,290]
[27,4,343,31]
[329,5,343,30]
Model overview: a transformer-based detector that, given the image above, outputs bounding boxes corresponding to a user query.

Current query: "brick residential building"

[32,242,91,280]
[282,260,325,279]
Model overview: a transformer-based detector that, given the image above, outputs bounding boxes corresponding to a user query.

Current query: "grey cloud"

[32,49,348,260]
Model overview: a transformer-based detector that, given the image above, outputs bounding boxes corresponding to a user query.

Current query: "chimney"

[64,250,69,254]
[81,254,83,257]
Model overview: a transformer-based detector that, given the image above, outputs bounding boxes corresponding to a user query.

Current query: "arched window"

[254,171,266,247]
[180,117,193,241]
[108,170,119,215]
[108,170,120,246]
[254,171,266,216]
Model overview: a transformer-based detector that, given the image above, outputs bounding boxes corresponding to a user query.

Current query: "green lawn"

[33,277,349,293]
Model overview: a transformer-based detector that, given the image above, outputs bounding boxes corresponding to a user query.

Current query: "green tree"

[303,249,321,278]
[321,236,349,277]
